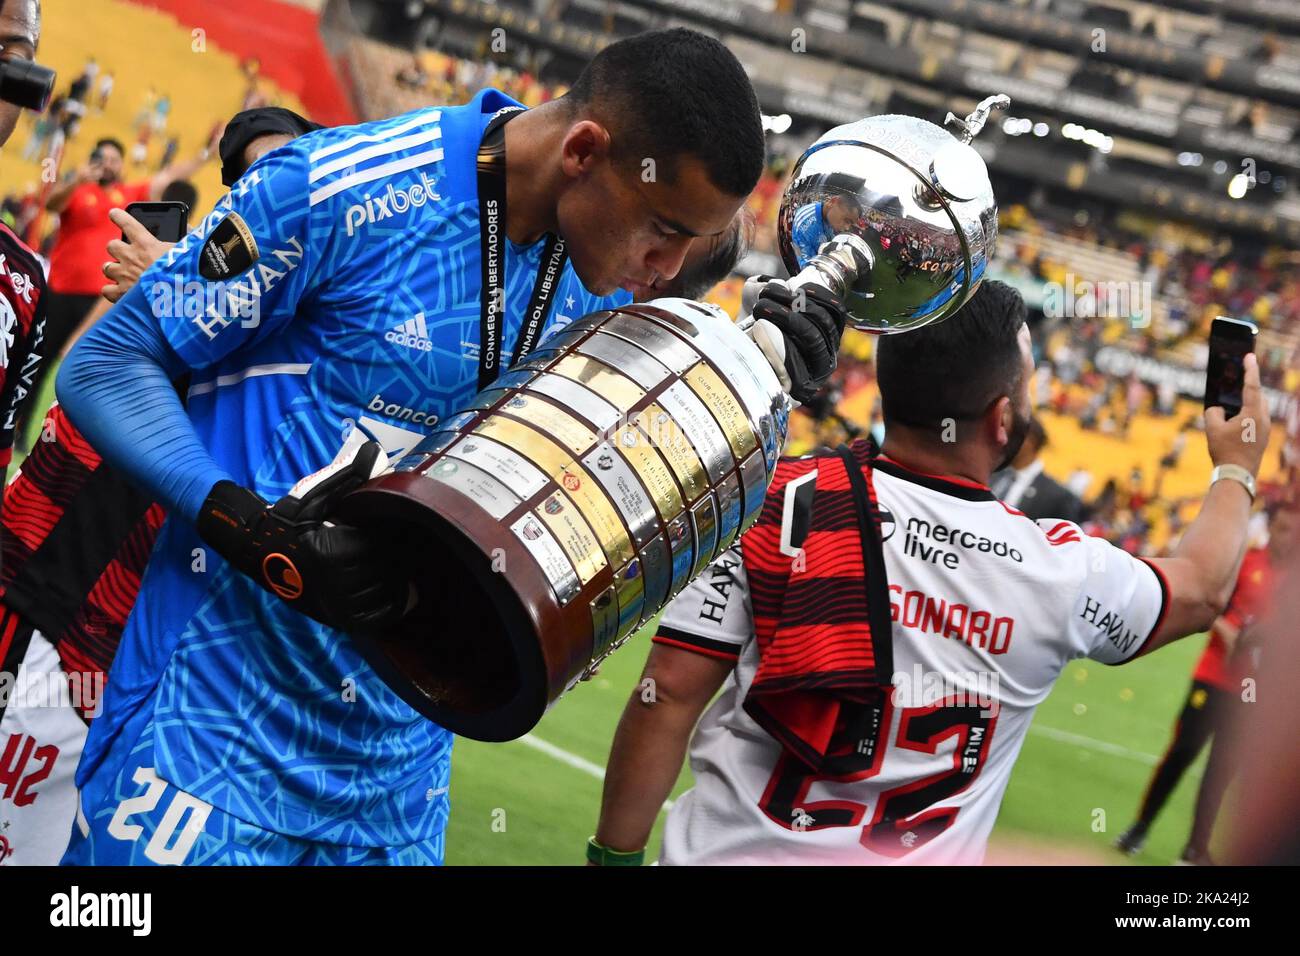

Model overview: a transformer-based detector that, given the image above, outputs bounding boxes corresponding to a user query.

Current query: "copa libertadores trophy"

[338,95,1009,741]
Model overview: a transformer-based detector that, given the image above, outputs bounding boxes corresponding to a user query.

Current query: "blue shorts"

[62,721,445,866]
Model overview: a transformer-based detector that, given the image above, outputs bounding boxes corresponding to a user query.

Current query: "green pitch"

[446,626,1213,865]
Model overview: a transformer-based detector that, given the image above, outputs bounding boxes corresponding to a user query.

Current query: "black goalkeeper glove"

[746,277,848,405]
[196,439,410,636]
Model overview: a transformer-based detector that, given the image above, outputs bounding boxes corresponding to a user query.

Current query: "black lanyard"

[476,107,568,390]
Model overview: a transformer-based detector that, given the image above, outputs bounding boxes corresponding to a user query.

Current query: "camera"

[0,57,56,112]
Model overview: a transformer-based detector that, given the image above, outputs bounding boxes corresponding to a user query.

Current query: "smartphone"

[1204,316,1257,418]
[123,201,189,244]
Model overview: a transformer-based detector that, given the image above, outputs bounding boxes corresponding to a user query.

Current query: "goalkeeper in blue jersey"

[53,29,850,865]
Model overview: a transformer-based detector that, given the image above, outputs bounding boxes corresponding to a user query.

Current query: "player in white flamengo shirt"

[591,281,1271,866]
[650,467,1164,865]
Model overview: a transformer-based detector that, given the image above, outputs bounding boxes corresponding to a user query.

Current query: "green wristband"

[587,836,645,867]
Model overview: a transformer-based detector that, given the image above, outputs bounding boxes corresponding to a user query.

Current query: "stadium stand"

[0,0,310,241]
[128,0,353,126]
[10,0,1294,555]
[316,0,1299,557]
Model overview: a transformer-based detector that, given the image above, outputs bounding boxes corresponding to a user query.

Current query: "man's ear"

[988,395,1013,450]
[560,120,611,179]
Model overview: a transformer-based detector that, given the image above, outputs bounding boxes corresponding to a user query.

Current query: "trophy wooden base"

[337,471,585,741]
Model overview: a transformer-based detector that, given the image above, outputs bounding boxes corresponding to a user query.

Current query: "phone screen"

[1204,317,1257,418]
[123,201,189,244]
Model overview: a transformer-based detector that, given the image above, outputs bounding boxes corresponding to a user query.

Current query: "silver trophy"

[340,299,789,741]
[777,94,1009,332]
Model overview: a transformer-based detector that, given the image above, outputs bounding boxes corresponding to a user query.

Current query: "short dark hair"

[565,28,765,197]
[822,173,864,211]
[93,137,125,158]
[671,208,752,299]
[161,179,198,211]
[875,279,1028,431]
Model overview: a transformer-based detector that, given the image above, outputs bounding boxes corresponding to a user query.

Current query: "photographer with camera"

[0,0,51,490]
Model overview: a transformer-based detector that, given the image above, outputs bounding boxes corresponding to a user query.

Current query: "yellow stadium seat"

[0,0,308,235]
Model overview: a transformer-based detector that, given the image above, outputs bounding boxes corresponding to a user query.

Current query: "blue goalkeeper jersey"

[789,200,827,263]
[74,89,630,846]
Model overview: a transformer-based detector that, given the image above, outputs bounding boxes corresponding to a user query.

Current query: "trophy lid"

[778,95,1009,333]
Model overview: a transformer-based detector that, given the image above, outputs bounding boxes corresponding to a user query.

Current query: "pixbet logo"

[0,253,35,304]
[344,172,441,236]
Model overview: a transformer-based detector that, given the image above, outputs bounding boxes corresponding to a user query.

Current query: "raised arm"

[1141,353,1270,654]
[148,124,222,200]
[45,161,96,214]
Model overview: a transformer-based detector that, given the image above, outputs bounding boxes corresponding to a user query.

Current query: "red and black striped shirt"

[0,403,165,698]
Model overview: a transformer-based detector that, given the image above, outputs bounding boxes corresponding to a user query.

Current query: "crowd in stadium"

[354,41,1300,384]
[17,35,1286,573]
[999,200,1300,372]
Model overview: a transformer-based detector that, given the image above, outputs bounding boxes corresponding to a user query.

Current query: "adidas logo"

[386,312,433,352]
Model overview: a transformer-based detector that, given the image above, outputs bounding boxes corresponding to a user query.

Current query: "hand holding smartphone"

[1204,316,1257,419]
[122,200,189,244]
[101,203,192,306]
